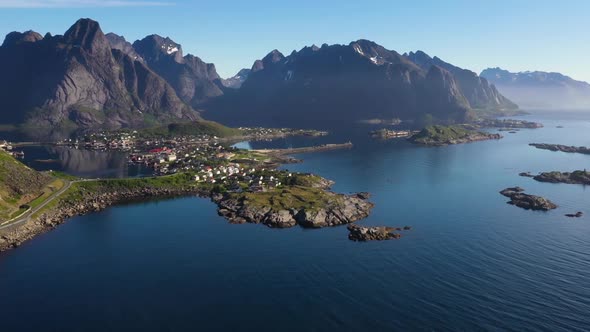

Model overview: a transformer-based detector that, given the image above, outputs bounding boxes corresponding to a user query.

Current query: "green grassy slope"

[0,150,52,221]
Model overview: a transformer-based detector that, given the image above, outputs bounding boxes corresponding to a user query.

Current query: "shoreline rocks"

[347,224,411,241]
[214,192,374,229]
[499,187,557,211]
[1,182,376,252]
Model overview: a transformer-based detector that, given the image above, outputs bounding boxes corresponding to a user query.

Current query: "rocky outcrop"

[214,192,374,229]
[499,187,557,211]
[530,143,590,155]
[347,224,412,241]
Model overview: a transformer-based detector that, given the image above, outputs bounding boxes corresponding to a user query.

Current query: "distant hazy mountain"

[406,51,517,110]
[0,18,198,129]
[221,69,250,89]
[205,40,517,128]
[481,67,590,110]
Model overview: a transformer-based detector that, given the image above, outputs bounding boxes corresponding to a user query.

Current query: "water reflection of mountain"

[50,147,129,178]
[20,145,140,178]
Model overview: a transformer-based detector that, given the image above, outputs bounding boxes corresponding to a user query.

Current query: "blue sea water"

[1,111,590,331]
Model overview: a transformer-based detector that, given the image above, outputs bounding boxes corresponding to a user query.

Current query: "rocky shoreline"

[499,187,557,211]
[215,191,373,228]
[0,178,376,252]
[0,187,207,252]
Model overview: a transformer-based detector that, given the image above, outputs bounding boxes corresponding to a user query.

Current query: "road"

[0,179,91,231]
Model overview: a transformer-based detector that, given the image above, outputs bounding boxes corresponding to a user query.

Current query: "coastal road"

[0,179,94,231]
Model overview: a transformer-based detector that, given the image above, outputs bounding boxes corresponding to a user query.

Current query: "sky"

[0,0,588,81]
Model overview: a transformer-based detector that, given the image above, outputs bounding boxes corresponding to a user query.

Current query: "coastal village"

[54,127,333,193]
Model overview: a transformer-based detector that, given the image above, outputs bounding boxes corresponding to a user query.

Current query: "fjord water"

[1,112,590,331]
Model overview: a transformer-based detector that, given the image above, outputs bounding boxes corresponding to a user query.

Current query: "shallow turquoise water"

[1,112,589,331]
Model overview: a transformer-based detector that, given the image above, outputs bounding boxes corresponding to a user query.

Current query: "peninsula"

[0,139,371,252]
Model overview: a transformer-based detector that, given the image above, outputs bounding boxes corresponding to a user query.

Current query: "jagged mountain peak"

[0,18,199,129]
[63,18,110,54]
[132,33,222,106]
[262,49,284,64]
[133,34,183,63]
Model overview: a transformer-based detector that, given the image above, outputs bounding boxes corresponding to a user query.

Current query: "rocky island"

[531,170,590,185]
[347,224,411,241]
[409,125,502,146]
[529,143,590,155]
[499,187,557,211]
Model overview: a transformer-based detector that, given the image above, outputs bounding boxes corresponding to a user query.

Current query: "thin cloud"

[0,0,174,7]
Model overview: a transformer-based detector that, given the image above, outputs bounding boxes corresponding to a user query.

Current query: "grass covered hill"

[409,125,501,146]
[0,150,53,221]
[134,120,242,138]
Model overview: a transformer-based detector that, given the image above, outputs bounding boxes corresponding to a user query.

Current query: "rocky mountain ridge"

[204,40,517,128]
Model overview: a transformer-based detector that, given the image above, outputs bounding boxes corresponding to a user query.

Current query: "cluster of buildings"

[0,141,24,158]
[60,132,136,151]
[124,138,292,192]
[195,163,291,192]
[240,127,328,138]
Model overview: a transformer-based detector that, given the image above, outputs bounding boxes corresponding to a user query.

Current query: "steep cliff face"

[133,35,223,106]
[205,40,474,128]
[0,18,198,129]
[406,51,517,110]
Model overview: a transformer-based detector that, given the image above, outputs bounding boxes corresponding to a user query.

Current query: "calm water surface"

[1,111,590,331]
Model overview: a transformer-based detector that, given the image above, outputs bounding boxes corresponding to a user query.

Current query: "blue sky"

[0,0,588,81]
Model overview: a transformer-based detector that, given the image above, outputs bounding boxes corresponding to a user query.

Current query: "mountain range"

[481,68,590,110]
[204,41,518,128]
[0,18,519,131]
